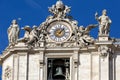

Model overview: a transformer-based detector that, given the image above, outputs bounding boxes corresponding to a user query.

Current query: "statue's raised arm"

[95,9,112,36]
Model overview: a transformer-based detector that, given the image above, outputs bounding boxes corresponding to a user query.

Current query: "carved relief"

[4,66,12,80]
[98,46,112,57]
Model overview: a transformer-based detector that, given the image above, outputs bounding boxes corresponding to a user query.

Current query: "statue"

[21,26,32,42]
[26,25,39,46]
[20,25,39,47]
[7,20,19,44]
[48,0,71,19]
[77,24,97,46]
[95,9,112,35]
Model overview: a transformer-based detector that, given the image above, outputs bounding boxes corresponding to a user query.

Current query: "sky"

[0,0,120,79]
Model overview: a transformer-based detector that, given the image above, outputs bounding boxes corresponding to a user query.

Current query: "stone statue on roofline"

[76,24,98,47]
[7,19,20,45]
[26,25,39,46]
[20,25,32,42]
[20,25,39,47]
[95,9,112,36]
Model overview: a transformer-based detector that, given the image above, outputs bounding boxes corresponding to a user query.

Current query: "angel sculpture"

[21,25,39,46]
[21,26,32,42]
[26,26,39,45]
[77,24,98,46]
[83,24,98,35]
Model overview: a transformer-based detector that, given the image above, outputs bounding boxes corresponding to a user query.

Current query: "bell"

[54,67,65,77]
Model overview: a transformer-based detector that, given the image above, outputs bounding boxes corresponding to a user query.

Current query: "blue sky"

[0,0,120,79]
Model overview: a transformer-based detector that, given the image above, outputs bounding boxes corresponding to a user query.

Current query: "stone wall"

[2,48,120,80]
[78,53,100,80]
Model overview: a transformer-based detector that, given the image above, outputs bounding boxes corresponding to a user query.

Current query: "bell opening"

[47,58,70,80]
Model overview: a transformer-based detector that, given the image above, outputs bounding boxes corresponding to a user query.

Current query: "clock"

[48,21,72,43]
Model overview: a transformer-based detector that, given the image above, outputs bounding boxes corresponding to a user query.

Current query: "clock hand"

[59,28,64,34]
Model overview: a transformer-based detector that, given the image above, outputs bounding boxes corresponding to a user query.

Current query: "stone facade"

[0,1,120,80]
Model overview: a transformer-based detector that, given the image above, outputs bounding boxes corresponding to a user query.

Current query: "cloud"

[25,0,42,9]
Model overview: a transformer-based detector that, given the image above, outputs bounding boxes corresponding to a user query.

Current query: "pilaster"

[73,50,79,80]
[39,50,45,80]
[96,35,113,80]
[13,54,19,80]
[99,54,109,80]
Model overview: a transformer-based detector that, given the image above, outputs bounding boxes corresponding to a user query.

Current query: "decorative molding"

[98,46,112,58]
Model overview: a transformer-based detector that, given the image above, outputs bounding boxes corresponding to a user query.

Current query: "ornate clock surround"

[47,20,73,43]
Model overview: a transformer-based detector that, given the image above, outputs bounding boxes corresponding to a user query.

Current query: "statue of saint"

[7,20,20,44]
[95,9,112,35]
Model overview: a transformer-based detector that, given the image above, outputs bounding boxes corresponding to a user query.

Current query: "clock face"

[48,23,71,43]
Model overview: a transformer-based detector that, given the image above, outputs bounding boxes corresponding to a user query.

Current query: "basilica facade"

[0,1,120,80]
